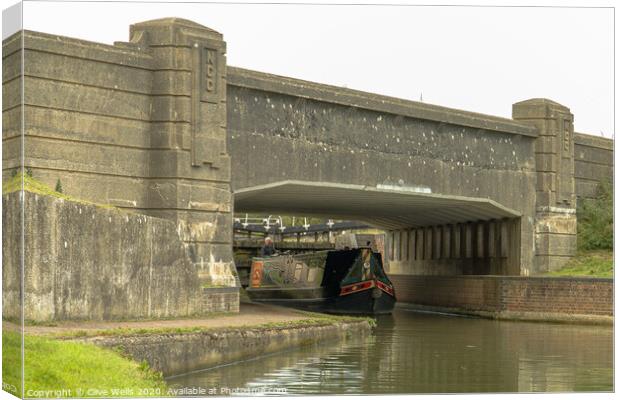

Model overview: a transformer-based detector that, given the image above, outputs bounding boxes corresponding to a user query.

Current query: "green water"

[166,308,613,395]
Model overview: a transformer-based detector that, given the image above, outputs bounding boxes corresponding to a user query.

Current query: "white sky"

[11,1,617,138]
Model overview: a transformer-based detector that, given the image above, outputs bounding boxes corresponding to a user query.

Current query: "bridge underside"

[235,181,522,276]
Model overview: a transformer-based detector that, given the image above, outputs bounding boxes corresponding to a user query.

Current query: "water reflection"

[167,308,613,394]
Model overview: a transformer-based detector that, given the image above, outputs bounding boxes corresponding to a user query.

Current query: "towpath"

[4,303,311,336]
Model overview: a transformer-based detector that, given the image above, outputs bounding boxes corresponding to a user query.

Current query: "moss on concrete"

[2,173,116,209]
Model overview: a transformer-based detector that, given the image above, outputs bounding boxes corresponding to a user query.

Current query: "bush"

[55,179,63,193]
[577,180,613,250]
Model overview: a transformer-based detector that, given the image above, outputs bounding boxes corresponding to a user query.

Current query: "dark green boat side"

[246,248,396,314]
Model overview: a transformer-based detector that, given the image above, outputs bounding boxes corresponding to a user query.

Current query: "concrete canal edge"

[68,319,373,377]
[397,303,613,326]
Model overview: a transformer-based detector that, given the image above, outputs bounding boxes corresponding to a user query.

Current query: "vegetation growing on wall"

[2,173,115,209]
[55,179,63,194]
[577,180,613,251]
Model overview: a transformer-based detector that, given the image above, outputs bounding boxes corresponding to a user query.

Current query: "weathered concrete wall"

[2,18,238,311]
[2,30,154,204]
[2,191,238,322]
[75,320,372,377]
[574,132,613,199]
[2,190,22,322]
[391,274,613,323]
[227,67,539,273]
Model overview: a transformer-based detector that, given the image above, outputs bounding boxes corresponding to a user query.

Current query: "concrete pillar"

[433,226,442,259]
[415,229,424,260]
[424,227,433,260]
[513,99,577,273]
[442,225,451,259]
[451,224,462,259]
[128,19,238,296]
[394,230,401,261]
[464,223,474,258]
[408,229,416,261]
[500,219,509,258]
[401,230,409,262]
[488,221,496,258]
[475,222,485,259]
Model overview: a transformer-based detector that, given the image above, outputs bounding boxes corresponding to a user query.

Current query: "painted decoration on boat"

[250,251,329,288]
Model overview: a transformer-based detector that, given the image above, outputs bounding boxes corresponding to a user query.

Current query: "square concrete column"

[513,99,577,272]
[127,18,238,308]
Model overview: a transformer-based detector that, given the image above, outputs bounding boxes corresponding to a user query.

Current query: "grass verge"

[3,313,372,397]
[543,250,613,278]
[2,330,167,398]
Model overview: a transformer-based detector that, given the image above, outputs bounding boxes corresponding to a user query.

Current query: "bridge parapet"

[574,132,613,199]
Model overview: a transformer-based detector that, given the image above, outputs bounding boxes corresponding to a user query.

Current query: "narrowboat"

[246,248,396,314]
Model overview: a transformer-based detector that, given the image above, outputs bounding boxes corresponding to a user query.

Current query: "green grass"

[2,314,372,398]
[543,250,613,278]
[2,329,22,397]
[2,172,115,209]
[2,330,167,398]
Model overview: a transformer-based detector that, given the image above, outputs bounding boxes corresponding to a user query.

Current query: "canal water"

[167,308,613,395]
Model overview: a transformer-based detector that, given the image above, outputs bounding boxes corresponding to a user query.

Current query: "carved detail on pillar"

[190,42,226,167]
[512,98,575,210]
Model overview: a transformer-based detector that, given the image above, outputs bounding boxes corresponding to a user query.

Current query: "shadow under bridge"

[234,180,522,276]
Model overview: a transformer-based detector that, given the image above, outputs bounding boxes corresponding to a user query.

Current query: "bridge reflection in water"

[166,309,612,394]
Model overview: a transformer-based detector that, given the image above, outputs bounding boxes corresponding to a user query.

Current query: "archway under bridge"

[234,180,522,276]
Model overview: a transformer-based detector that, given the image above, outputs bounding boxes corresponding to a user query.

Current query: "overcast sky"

[15,0,615,138]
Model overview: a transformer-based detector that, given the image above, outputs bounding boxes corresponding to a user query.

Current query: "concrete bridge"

[2,18,613,317]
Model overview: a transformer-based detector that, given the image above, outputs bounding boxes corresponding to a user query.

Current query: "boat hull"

[324,287,396,315]
[246,287,396,315]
